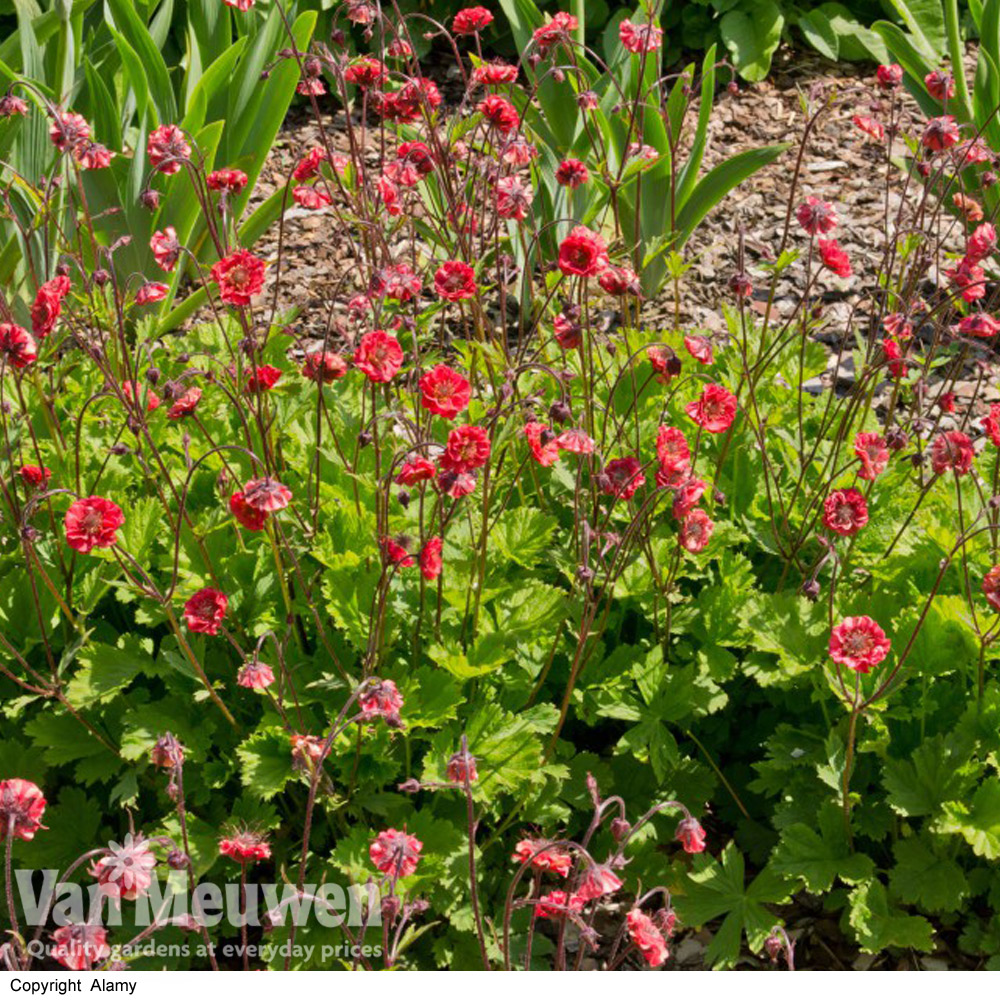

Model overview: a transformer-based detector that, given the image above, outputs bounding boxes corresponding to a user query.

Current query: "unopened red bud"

[140,189,160,211]
[167,850,190,870]
[610,817,630,841]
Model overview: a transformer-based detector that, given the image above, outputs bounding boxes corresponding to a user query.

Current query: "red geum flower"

[370,828,422,879]
[219,830,271,863]
[626,909,669,967]
[555,158,588,188]
[302,349,348,383]
[501,138,538,166]
[0,778,47,841]
[434,261,478,302]
[64,496,124,553]
[19,465,52,488]
[31,275,70,338]
[437,468,478,498]
[441,424,491,473]
[359,678,405,721]
[535,890,585,919]
[796,195,838,235]
[224,0,256,10]
[472,61,519,86]
[683,335,714,364]
[577,865,623,902]
[211,250,266,306]
[883,313,913,340]
[982,403,1000,446]
[672,477,707,518]
[478,94,520,133]
[925,70,956,100]
[51,925,110,971]
[876,63,903,89]
[823,488,869,536]
[122,380,160,412]
[598,266,641,296]
[656,425,691,473]
[147,124,191,175]
[525,421,560,466]
[420,364,471,419]
[183,587,228,635]
[922,115,960,151]
[829,615,890,673]
[648,345,681,384]
[0,323,37,368]
[558,225,610,277]
[685,383,737,433]
[150,227,181,272]
[419,536,443,581]
[242,476,292,512]
[602,456,645,500]
[882,336,907,378]
[293,185,332,210]
[967,222,997,262]
[293,147,328,181]
[0,95,29,118]
[675,815,707,853]
[555,428,594,454]
[96,834,157,901]
[953,192,983,222]
[532,12,578,56]
[495,175,533,221]
[818,238,852,277]
[853,115,885,141]
[74,142,114,170]
[49,112,90,152]
[453,6,493,34]
[396,457,437,486]
[983,565,1000,611]
[512,838,573,877]
[135,282,169,306]
[446,748,477,785]
[372,263,422,303]
[396,140,434,178]
[245,365,283,393]
[229,490,269,531]
[150,733,184,770]
[930,429,975,475]
[554,311,582,348]
[619,18,663,53]
[945,258,987,303]
[939,391,956,414]
[354,329,403,383]
[344,57,386,87]
[238,659,275,690]
[855,432,889,480]
[679,509,714,552]
[207,167,249,194]
[381,536,414,568]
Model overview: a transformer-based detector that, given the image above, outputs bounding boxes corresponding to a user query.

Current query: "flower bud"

[397,778,421,794]
[93,269,111,287]
[801,578,821,601]
[549,399,572,425]
[610,817,630,841]
[140,189,160,211]
[381,895,401,922]
[167,850,190,870]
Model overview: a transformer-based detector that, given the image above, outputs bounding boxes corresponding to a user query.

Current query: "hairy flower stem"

[462,775,490,970]
[4,830,21,971]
